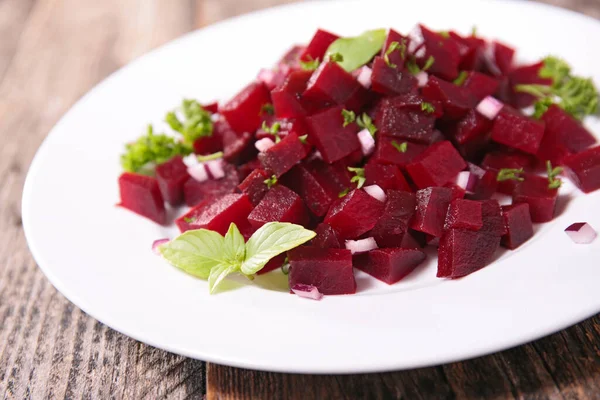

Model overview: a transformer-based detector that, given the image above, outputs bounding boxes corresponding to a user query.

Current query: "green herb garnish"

[391,140,408,153]
[298,134,308,144]
[328,52,344,63]
[338,188,350,198]
[453,71,469,86]
[471,26,478,37]
[159,222,315,293]
[423,56,435,71]
[264,175,278,189]
[497,168,525,182]
[405,57,421,75]
[262,121,282,143]
[197,151,224,162]
[165,99,213,144]
[439,31,450,39]
[421,102,435,114]
[546,161,563,189]
[384,40,406,68]
[325,29,387,72]
[300,57,321,71]
[261,103,275,115]
[121,125,191,174]
[342,109,356,127]
[348,167,366,189]
[356,113,377,137]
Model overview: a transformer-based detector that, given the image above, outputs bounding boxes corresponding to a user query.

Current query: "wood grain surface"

[0,0,598,399]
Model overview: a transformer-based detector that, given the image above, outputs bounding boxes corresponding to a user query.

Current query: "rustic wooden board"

[1,0,598,399]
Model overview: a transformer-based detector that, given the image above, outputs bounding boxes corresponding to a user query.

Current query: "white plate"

[23,0,600,373]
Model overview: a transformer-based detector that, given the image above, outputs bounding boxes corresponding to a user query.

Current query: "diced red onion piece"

[152,238,169,255]
[357,129,375,156]
[255,137,275,153]
[187,163,209,182]
[356,66,372,88]
[416,71,429,88]
[345,237,379,254]
[307,150,323,162]
[468,162,487,179]
[205,159,225,180]
[291,284,324,301]
[476,96,504,120]
[182,154,199,167]
[257,68,276,87]
[483,43,502,76]
[455,171,478,194]
[363,185,386,202]
[565,222,597,244]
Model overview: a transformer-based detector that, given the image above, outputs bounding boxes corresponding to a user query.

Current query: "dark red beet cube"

[410,187,453,237]
[248,185,309,229]
[422,76,476,119]
[237,159,262,180]
[508,62,553,108]
[487,41,515,76]
[288,247,356,295]
[381,29,410,69]
[259,132,310,177]
[512,175,558,223]
[406,141,468,189]
[193,132,223,155]
[451,32,486,71]
[300,29,339,62]
[448,109,492,160]
[444,199,483,231]
[221,81,271,135]
[176,193,253,235]
[370,190,417,248]
[118,172,166,225]
[306,159,353,198]
[563,145,600,193]
[238,168,270,206]
[376,94,437,143]
[272,70,315,119]
[491,106,545,155]
[371,136,428,168]
[462,73,499,103]
[257,254,287,275]
[501,203,534,250]
[445,183,466,201]
[437,229,500,278]
[183,163,239,207]
[370,57,418,96]
[312,223,344,249]
[222,128,257,165]
[325,189,385,239]
[481,151,536,171]
[467,169,499,200]
[155,156,190,206]
[304,62,366,109]
[306,106,360,163]
[480,199,507,236]
[354,248,426,285]
[417,24,461,81]
[364,163,411,191]
[281,164,335,217]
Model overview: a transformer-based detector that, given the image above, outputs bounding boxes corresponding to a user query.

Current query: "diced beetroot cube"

[444,199,483,231]
[272,70,316,119]
[416,24,461,81]
[480,199,507,236]
[238,168,270,206]
[370,57,418,96]
[354,248,426,284]
[376,94,437,143]
[501,203,534,249]
[563,145,600,193]
[176,193,253,235]
[193,131,223,155]
[203,102,219,114]
[448,109,492,160]
[406,141,468,189]
[422,76,476,120]
[487,41,515,76]
[221,81,271,135]
[445,183,466,200]
[257,254,287,275]
[183,163,239,207]
[462,72,499,103]
[537,105,597,165]
[490,106,545,155]
[370,190,417,248]
[300,29,339,62]
[237,159,262,180]
[118,172,166,225]
[303,61,367,109]
[467,169,499,200]
[288,247,356,295]
[306,159,353,197]
[481,151,536,171]
[281,164,335,217]
[248,185,309,229]
[451,33,486,71]
[155,156,190,206]
[437,229,500,278]
[371,137,428,168]
[381,29,410,68]
[410,187,453,237]
[508,62,553,108]
[306,106,360,163]
[222,128,257,164]
[259,132,310,177]
[364,163,411,191]
[312,223,344,249]
[325,189,385,239]
[512,175,558,223]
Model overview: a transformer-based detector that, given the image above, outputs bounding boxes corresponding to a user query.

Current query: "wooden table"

[2,0,599,398]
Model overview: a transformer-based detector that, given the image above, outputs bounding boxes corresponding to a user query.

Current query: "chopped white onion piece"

[356,66,372,88]
[187,163,209,182]
[205,159,225,180]
[182,153,200,167]
[468,162,487,179]
[255,137,276,153]
[565,223,597,244]
[257,68,276,86]
[416,71,429,87]
[291,284,324,301]
[345,237,379,254]
[307,150,323,161]
[476,96,504,120]
[363,185,386,202]
[357,129,375,156]
[152,238,169,255]
[455,171,479,194]
[483,42,502,76]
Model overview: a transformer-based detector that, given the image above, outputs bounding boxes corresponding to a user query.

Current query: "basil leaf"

[241,222,316,275]
[325,29,387,72]
[208,263,239,294]
[159,229,226,279]
[223,223,245,264]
